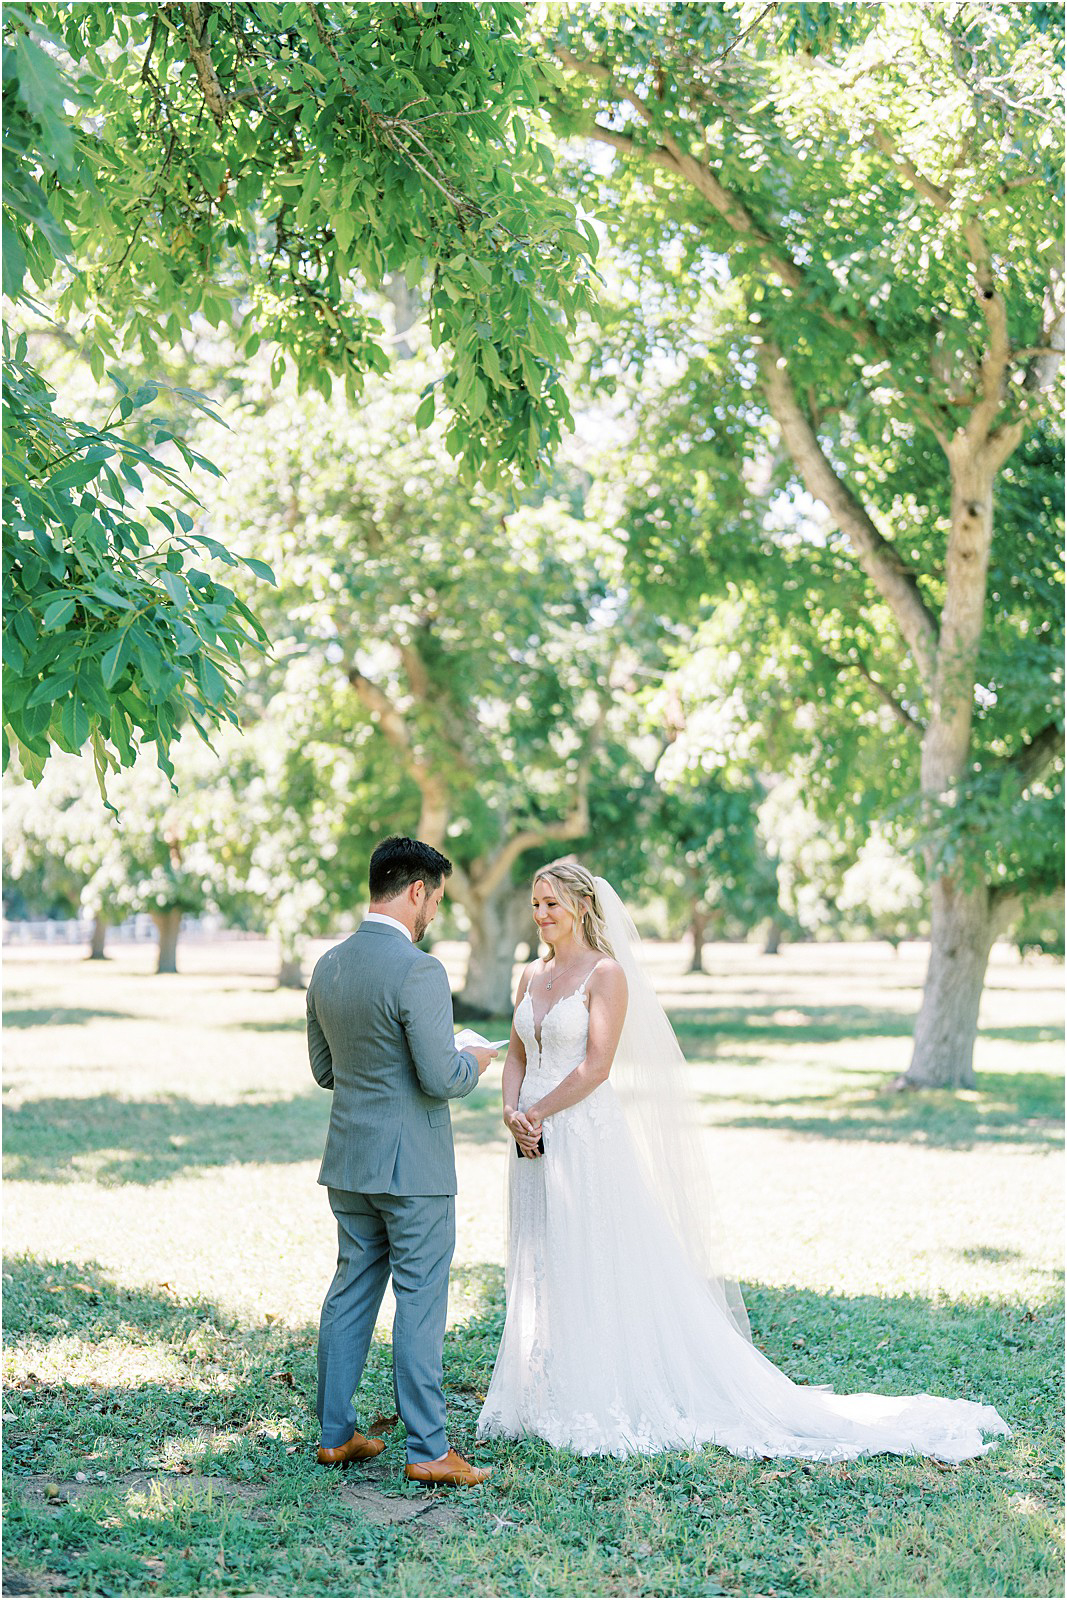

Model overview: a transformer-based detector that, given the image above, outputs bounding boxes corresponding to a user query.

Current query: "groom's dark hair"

[369,836,453,901]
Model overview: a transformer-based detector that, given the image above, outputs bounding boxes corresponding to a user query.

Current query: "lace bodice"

[515,984,593,1085]
[513,966,619,1141]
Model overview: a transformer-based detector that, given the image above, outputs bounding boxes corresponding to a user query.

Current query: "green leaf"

[41,595,77,630]
[101,636,128,689]
[27,671,77,708]
[160,571,186,607]
[58,695,90,749]
[242,557,276,584]
[49,458,102,491]
[334,211,356,256]
[2,226,28,300]
[13,734,47,784]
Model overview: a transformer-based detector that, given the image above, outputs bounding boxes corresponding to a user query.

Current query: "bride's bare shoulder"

[514,957,545,1002]
[589,955,626,993]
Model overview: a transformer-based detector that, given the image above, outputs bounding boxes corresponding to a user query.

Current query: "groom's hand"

[470,1045,498,1076]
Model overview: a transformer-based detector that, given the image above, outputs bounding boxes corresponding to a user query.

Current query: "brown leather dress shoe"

[404,1447,491,1487]
[317,1430,386,1467]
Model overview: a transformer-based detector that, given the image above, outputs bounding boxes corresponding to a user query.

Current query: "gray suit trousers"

[317,1187,455,1462]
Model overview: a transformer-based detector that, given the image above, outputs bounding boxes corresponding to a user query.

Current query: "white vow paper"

[454,1028,509,1052]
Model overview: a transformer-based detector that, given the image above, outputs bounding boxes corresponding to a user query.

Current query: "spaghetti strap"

[577,958,607,994]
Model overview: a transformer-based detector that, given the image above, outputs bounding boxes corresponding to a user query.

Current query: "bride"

[476,860,1011,1464]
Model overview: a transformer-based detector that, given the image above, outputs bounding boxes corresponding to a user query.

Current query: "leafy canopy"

[2,2,595,795]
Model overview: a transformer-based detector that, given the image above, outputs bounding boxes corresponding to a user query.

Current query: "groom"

[307,835,497,1486]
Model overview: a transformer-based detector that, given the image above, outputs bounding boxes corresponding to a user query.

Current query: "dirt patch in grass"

[3,1567,67,1596]
[4,1467,466,1596]
[13,1464,467,1528]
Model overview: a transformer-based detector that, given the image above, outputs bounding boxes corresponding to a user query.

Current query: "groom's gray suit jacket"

[307,921,480,1195]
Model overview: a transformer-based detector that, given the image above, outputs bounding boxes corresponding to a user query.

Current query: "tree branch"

[572,119,684,178]
[868,127,952,211]
[175,3,230,130]
[815,645,923,733]
[474,800,591,902]
[471,687,612,901]
[556,46,798,263]
[962,218,1014,445]
[346,664,454,858]
[346,667,410,755]
[553,47,948,432]
[1003,719,1065,787]
[989,878,1064,931]
[757,344,940,686]
[397,640,474,771]
[1024,276,1065,392]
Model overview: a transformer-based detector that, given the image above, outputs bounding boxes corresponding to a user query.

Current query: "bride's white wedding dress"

[476,971,1011,1464]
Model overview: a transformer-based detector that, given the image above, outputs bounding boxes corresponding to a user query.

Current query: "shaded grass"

[2,1255,1063,1598]
[3,1091,331,1185]
[707,1069,1064,1150]
[673,1003,1064,1048]
[2,1083,510,1185]
[3,1006,141,1029]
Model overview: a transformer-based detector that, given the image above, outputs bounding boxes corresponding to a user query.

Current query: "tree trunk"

[87,915,108,960]
[763,916,784,955]
[455,887,530,1018]
[152,909,182,974]
[688,902,709,974]
[904,877,999,1089]
[277,954,304,988]
[902,436,1010,1088]
[275,928,305,989]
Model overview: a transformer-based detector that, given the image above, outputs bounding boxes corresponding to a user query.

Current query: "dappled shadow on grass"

[2,1091,331,1185]
[3,1254,1063,1599]
[3,1085,506,1185]
[233,1016,307,1032]
[3,1253,244,1352]
[671,1002,1063,1052]
[708,1069,1064,1150]
[2,1256,499,1597]
[3,1006,141,1030]
[674,1003,918,1047]
[9,1254,1060,1464]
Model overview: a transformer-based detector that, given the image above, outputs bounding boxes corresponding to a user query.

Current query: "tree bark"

[88,915,108,960]
[763,917,784,955]
[454,886,530,1018]
[903,878,1000,1089]
[688,902,709,974]
[277,953,304,988]
[152,909,182,974]
[904,434,1019,1087]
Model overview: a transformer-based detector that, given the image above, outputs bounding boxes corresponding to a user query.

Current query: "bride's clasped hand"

[477,859,1011,1466]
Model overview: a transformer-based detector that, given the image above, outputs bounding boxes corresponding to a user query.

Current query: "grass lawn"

[2,936,1063,1598]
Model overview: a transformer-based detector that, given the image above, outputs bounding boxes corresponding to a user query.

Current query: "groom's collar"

[362,912,413,942]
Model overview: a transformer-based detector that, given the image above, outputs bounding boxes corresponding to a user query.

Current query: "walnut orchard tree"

[2,3,595,790]
[545,0,1063,1087]
[2,3,1062,1085]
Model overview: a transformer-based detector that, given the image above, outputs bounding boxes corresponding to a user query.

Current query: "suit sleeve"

[306,979,334,1091]
[399,958,480,1101]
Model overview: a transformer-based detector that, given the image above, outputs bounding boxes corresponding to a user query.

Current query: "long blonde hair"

[532,860,615,959]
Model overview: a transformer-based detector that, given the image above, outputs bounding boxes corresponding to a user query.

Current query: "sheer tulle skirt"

[477,1074,1010,1464]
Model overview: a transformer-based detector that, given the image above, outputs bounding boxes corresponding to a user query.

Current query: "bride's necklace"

[544,952,589,991]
